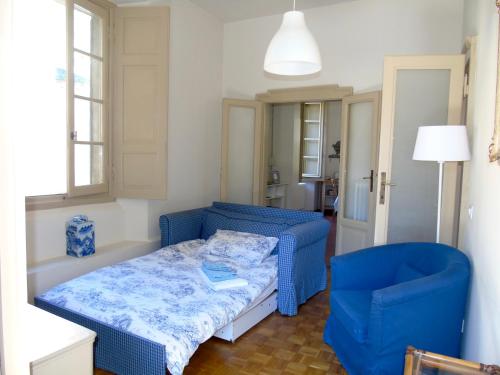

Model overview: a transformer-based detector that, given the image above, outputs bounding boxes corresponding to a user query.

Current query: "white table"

[26,304,96,375]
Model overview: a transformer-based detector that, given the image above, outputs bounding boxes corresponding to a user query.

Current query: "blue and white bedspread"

[37,240,278,374]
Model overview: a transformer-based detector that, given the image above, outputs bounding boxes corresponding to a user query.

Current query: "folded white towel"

[197,268,248,291]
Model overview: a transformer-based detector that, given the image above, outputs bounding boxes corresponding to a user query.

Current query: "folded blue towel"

[202,261,237,282]
[202,261,235,273]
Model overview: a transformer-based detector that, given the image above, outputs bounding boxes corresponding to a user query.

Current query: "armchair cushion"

[394,263,426,284]
[330,290,372,344]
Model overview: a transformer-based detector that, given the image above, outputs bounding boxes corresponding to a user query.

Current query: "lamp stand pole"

[436,161,444,243]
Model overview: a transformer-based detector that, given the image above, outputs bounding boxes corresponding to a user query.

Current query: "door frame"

[255,84,354,205]
[336,91,381,255]
[374,55,466,246]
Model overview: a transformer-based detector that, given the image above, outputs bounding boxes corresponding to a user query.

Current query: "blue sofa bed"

[324,242,470,375]
[159,201,331,316]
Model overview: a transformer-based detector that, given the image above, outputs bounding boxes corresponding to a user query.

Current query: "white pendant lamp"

[264,0,322,76]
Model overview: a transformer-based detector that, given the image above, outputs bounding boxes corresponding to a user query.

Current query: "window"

[21,2,170,207]
[25,0,109,199]
[301,102,323,178]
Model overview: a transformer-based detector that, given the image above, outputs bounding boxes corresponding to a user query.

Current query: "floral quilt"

[37,240,278,374]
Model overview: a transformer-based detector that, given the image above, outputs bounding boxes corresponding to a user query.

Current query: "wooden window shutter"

[112,6,169,199]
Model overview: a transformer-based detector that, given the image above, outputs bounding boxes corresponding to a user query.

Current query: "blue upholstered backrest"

[159,202,325,248]
[201,206,289,239]
[397,242,469,275]
[212,202,322,224]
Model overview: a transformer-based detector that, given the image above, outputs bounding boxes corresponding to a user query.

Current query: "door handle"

[362,170,374,192]
[379,172,396,204]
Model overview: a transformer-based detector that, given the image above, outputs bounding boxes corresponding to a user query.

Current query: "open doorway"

[265,101,341,214]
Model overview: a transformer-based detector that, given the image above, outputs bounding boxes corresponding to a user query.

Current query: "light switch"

[468,206,474,220]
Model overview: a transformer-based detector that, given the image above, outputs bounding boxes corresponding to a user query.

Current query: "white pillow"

[204,230,279,267]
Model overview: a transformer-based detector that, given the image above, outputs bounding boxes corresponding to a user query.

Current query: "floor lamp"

[413,125,471,243]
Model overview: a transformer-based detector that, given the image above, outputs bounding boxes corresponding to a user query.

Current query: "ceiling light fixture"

[264,0,322,76]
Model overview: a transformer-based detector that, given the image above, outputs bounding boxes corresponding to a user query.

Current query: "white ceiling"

[188,0,357,23]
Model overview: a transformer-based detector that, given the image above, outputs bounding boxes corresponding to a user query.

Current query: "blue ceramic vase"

[66,215,95,257]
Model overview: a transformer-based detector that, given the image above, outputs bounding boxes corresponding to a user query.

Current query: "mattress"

[36,239,278,375]
[238,276,277,317]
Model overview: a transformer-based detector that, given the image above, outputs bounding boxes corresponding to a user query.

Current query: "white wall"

[26,0,223,266]
[460,0,500,365]
[1,0,29,370]
[223,0,464,97]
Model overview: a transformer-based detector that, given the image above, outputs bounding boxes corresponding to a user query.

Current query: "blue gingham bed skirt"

[34,298,166,375]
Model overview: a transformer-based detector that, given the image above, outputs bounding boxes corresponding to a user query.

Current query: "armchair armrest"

[159,208,207,247]
[331,244,405,291]
[278,219,330,251]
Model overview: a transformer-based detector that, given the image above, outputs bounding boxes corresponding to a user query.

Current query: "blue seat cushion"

[201,207,289,241]
[394,263,426,284]
[330,290,372,344]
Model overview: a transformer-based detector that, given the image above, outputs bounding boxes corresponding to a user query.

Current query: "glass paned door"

[221,99,263,205]
[374,55,465,246]
[387,70,450,243]
[336,92,381,255]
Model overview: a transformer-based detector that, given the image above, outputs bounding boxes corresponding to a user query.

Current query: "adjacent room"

[0,0,499,374]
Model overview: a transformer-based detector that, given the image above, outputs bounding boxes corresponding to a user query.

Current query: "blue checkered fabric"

[159,208,207,247]
[201,207,289,239]
[277,219,330,315]
[212,201,322,223]
[159,203,330,316]
[35,298,166,375]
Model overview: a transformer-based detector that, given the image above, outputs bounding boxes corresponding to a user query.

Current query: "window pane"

[227,106,255,204]
[387,70,450,243]
[344,102,373,222]
[304,103,321,121]
[24,0,67,196]
[303,158,319,176]
[304,123,320,138]
[74,51,102,99]
[75,144,104,186]
[75,98,102,142]
[74,5,102,57]
[303,140,319,157]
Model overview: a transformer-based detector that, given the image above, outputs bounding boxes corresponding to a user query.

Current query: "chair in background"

[404,346,500,374]
[323,242,470,375]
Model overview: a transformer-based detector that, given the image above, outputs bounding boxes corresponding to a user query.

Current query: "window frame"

[26,0,114,210]
[300,102,324,179]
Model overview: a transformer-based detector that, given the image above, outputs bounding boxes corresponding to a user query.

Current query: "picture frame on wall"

[489,0,500,162]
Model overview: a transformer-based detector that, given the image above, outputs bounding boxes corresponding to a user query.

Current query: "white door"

[220,99,263,205]
[374,55,465,246]
[336,92,381,255]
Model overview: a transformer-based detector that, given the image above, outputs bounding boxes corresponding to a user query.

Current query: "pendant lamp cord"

[293,0,296,10]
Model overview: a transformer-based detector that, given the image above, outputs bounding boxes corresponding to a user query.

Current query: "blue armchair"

[323,242,470,375]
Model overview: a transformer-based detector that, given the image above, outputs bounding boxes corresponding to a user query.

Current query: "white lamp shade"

[264,11,322,76]
[413,125,471,162]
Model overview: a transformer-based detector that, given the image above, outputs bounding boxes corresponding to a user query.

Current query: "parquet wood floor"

[94,285,346,375]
